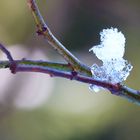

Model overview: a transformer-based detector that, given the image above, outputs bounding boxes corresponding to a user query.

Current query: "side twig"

[27,0,91,76]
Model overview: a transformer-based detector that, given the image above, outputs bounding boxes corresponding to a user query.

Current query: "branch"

[27,0,91,76]
[0,58,140,105]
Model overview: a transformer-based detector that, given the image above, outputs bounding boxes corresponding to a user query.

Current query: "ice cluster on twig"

[89,28,133,92]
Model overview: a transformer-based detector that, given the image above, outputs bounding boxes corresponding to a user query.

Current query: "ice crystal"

[89,28,133,92]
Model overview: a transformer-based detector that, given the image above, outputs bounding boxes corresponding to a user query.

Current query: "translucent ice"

[89,28,133,92]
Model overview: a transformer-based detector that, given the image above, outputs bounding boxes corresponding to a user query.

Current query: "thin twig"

[27,0,92,76]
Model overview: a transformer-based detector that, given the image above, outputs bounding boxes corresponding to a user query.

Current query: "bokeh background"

[0,0,140,140]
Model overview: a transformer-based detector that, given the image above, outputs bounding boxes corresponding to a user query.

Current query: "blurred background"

[0,0,140,140]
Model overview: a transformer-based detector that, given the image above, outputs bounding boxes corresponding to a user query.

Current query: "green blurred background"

[0,0,140,140]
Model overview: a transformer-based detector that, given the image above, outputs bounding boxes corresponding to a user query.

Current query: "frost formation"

[89,28,133,92]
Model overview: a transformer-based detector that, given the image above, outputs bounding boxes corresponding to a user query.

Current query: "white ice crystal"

[89,28,133,92]
[89,28,125,60]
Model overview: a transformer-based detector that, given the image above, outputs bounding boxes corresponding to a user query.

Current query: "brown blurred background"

[0,0,140,140]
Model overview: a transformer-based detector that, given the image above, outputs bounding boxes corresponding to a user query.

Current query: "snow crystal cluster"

[89,28,133,92]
